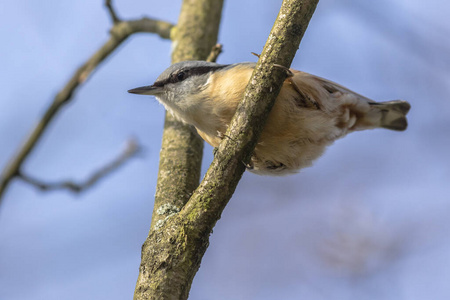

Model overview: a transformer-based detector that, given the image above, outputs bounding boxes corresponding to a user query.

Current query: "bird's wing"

[290,70,375,104]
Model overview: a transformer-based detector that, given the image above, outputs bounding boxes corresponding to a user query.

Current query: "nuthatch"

[128,61,410,175]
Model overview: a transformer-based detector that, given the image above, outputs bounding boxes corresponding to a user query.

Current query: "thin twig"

[0,17,174,204]
[206,44,223,62]
[105,0,121,24]
[16,139,141,193]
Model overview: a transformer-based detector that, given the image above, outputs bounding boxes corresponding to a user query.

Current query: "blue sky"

[1,1,449,299]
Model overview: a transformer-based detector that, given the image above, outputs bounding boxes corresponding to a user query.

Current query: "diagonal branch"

[16,139,141,193]
[0,17,174,205]
[184,0,320,228]
[136,0,319,299]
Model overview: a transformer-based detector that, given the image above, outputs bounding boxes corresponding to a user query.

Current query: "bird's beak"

[128,85,161,95]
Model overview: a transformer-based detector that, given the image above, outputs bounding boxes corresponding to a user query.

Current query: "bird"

[128,61,410,176]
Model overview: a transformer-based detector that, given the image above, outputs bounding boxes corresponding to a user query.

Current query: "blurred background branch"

[16,139,141,193]
[105,0,121,24]
[0,4,174,206]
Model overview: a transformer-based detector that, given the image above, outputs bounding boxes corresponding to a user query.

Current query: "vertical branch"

[148,0,224,232]
[134,0,224,299]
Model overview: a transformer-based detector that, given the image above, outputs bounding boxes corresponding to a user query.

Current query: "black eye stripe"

[187,66,227,76]
[155,65,228,87]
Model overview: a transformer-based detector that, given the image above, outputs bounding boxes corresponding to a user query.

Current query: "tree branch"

[0,17,174,205]
[147,0,224,235]
[135,0,319,299]
[134,0,224,299]
[206,43,223,62]
[16,139,141,193]
[105,0,121,24]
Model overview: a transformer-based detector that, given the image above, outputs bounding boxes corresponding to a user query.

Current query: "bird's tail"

[368,100,411,131]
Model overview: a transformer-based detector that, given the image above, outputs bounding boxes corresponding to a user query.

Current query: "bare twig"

[105,0,121,24]
[0,17,174,204]
[206,43,223,62]
[16,139,141,193]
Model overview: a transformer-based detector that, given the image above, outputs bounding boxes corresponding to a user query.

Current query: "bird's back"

[198,65,410,175]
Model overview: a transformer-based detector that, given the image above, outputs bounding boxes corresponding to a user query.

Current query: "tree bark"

[134,0,224,299]
[134,0,319,299]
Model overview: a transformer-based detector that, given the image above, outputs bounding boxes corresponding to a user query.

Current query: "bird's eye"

[177,71,185,81]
